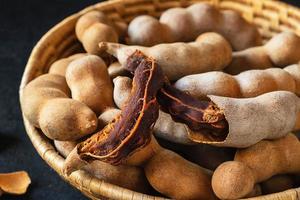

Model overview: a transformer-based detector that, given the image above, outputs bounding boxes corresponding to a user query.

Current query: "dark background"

[0,0,299,199]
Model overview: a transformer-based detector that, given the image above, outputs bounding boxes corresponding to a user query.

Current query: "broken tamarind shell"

[75,50,164,165]
[0,171,31,195]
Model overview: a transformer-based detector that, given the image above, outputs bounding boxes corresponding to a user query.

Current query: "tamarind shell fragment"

[76,51,164,165]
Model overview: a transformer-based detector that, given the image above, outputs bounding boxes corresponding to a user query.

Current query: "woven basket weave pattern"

[20,0,300,199]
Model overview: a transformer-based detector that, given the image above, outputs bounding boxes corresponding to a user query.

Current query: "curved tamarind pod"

[212,134,300,199]
[175,67,297,99]
[226,32,300,74]
[21,74,98,141]
[113,76,195,145]
[63,51,216,199]
[76,11,128,55]
[128,3,261,50]
[66,55,113,114]
[99,32,232,80]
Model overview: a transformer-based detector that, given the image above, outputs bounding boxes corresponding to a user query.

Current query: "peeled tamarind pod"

[48,53,87,76]
[186,91,300,147]
[66,55,113,114]
[99,32,232,80]
[226,32,300,74]
[63,51,216,199]
[128,3,261,50]
[113,76,195,144]
[175,64,300,99]
[54,140,150,193]
[212,134,300,199]
[261,175,295,194]
[76,11,127,54]
[21,74,98,141]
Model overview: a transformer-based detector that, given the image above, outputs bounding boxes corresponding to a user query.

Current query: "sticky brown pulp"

[78,51,164,165]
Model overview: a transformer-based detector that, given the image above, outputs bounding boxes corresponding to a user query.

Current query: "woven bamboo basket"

[19,0,300,199]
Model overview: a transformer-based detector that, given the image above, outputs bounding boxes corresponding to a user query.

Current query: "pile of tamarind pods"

[21,3,300,200]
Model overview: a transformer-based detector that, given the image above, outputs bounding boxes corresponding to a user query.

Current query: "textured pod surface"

[226,32,300,74]
[66,55,113,114]
[175,65,298,99]
[212,134,300,199]
[100,32,232,80]
[21,73,98,141]
[128,2,261,50]
[145,149,215,200]
[75,10,119,55]
[39,98,98,141]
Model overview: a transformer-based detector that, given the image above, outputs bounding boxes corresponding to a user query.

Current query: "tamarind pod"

[212,134,300,199]
[128,3,261,50]
[99,32,232,80]
[226,32,300,74]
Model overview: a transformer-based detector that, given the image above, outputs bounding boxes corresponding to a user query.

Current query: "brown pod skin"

[175,67,297,99]
[39,98,97,141]
[21,74,98,141]
[128,3,261,50]
[144,147,214,200]
[212,134,300,199]
[226,32,300,74]
[48,53,87,76]
[66,55,113,114]
[100,32,232,81]
[261,175,295,194]
[76,11,126,55]
[63,51,216,199]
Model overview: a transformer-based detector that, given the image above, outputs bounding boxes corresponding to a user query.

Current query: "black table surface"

[0,0,299,199]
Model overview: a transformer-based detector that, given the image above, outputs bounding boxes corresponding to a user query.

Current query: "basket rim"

[19,0,300,199]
